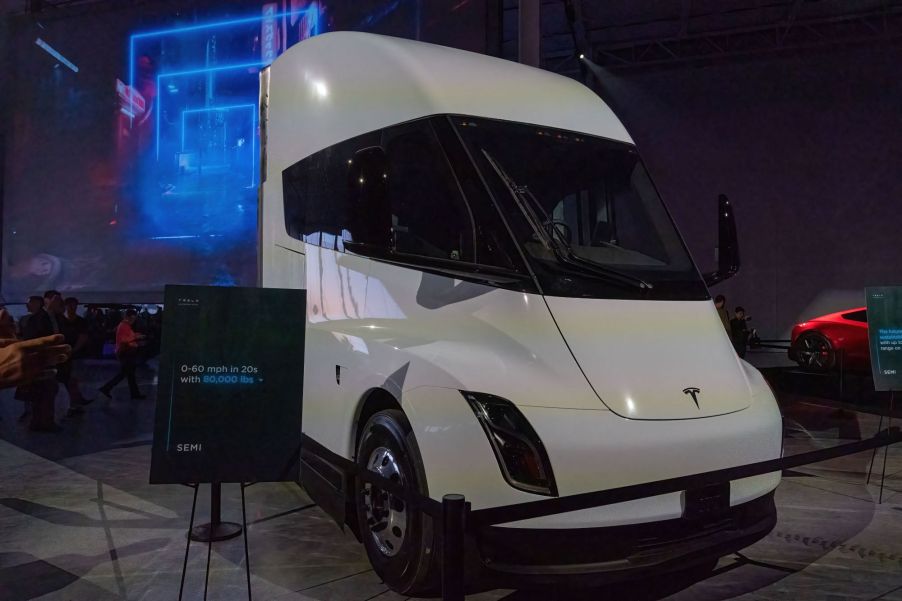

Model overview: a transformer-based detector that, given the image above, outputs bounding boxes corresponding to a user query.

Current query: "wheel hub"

[799,336,832,368]
[363,446,407,557]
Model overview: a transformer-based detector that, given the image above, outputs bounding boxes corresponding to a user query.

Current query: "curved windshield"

[453,116,708,300]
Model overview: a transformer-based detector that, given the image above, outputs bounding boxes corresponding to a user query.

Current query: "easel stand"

[867,390,896,503]
[179,482,254,601]
[191,482,242,542]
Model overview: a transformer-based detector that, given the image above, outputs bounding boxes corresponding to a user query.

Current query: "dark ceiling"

[5,0,902,71]
[505,0,902,73]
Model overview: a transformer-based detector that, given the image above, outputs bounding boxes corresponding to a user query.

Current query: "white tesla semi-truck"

[259,32,782,593]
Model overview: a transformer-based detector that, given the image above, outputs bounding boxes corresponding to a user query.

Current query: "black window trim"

[415,119,478,264]
[841,309,867,323]
[282,114,536,291]
[442,115,545,295]
[283,112,710,300]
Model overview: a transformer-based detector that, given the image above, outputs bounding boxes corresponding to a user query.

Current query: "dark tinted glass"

[382,120,475,262]
[282,163,305,241]
[431,118,522,272]
[453,116,708,301]
[842,310,867,323]
[281,130,381,249]
[283,118,526,282]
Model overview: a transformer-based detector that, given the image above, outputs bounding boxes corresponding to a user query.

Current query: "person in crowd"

[0,307,68,417]
[20,295,63,432]
[730,306,751,359]
[99,309,147,400]
[714,294,730,336]
[43,291,83,415]
[0,335,70,390]
[0,304,16,339]
[84,305,106,358]
[59,297,93,414]
[44,290,63,335]
[18,296,43,335]
[15,296,47,421]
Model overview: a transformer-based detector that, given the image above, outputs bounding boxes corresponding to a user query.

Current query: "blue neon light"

[158,61,265,80]
[155,63,264,159]
[251,100,257,188]
[179,104,257,186]
[128,7,320,118]
[131,4,322,247]
[35,37,80,73]
[180,104,256,150]
[132,9,316,40]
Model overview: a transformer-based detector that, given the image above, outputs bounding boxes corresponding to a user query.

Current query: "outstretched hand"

[0,335,71,389]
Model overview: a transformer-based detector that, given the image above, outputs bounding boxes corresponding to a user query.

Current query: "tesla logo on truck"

[682,387,701,408]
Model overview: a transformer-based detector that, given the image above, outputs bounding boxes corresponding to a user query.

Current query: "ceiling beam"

[586,6,902,70]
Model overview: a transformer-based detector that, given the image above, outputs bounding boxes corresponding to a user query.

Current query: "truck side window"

[282,161,307,241]
[381,120,476,262]
[282,131,380,249]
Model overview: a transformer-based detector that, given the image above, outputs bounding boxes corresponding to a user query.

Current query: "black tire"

[792,332,836,372]
[355,409,438,595]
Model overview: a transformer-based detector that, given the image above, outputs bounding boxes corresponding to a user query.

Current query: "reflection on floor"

[0,358,900,601]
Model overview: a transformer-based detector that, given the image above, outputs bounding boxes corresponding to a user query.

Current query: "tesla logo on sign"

[682,387,701,408]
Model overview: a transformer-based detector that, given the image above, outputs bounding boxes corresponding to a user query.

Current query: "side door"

[283,131,379,524]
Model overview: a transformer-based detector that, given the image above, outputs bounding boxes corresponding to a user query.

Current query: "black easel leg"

[839,349,844,400]
[204,535,212,601]
[878,391,895,504]
[178,484,199,601]
[867,411,885,484]
[242,483,252,601]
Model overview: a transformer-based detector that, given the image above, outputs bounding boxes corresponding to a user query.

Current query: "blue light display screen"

[2,0,487,302]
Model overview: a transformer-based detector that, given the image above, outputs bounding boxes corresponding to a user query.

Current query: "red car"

[789,307,870,372]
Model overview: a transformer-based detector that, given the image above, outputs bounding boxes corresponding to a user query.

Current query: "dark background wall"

[601,42,902,338]
[498,0,902,339]
[0,0,492,302]
[1,0,899,332]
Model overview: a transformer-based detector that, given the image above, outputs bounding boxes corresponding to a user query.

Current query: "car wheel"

[793,332,836,372]
[355,409,438,595]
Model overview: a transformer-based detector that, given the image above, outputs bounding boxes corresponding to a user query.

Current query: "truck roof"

[264,31,633,174]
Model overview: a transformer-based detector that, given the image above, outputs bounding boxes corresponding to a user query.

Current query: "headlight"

[462,391,558,497]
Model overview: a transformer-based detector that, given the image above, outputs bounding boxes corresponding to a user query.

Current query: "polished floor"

[0,353,900,600]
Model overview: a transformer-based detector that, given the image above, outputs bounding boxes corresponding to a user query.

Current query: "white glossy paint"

[261,32,783,531]
[545,296,753,419]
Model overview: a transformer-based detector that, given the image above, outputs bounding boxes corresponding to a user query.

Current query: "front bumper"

[406,386,783,527]
[477,491,776,585]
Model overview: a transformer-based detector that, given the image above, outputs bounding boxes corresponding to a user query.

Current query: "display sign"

[150,285,305,484]
[866,286,902,391]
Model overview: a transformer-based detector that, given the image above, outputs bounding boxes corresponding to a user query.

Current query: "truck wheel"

[793,332,835,372]
[355,409,438,595]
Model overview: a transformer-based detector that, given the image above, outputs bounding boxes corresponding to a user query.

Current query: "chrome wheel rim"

[363,446,407,557]
[799,336,832,369]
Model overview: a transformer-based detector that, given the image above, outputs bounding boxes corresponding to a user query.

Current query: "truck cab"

[260,31,782,594]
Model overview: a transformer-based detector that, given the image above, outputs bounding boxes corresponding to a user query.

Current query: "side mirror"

[347,146,392,248]
[703,194,740,287]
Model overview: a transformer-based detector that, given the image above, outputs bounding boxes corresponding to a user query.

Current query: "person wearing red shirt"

[99,309,146,400]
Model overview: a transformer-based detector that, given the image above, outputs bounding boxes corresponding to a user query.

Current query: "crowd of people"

[714,294,758,358]
[0,292,162,433]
